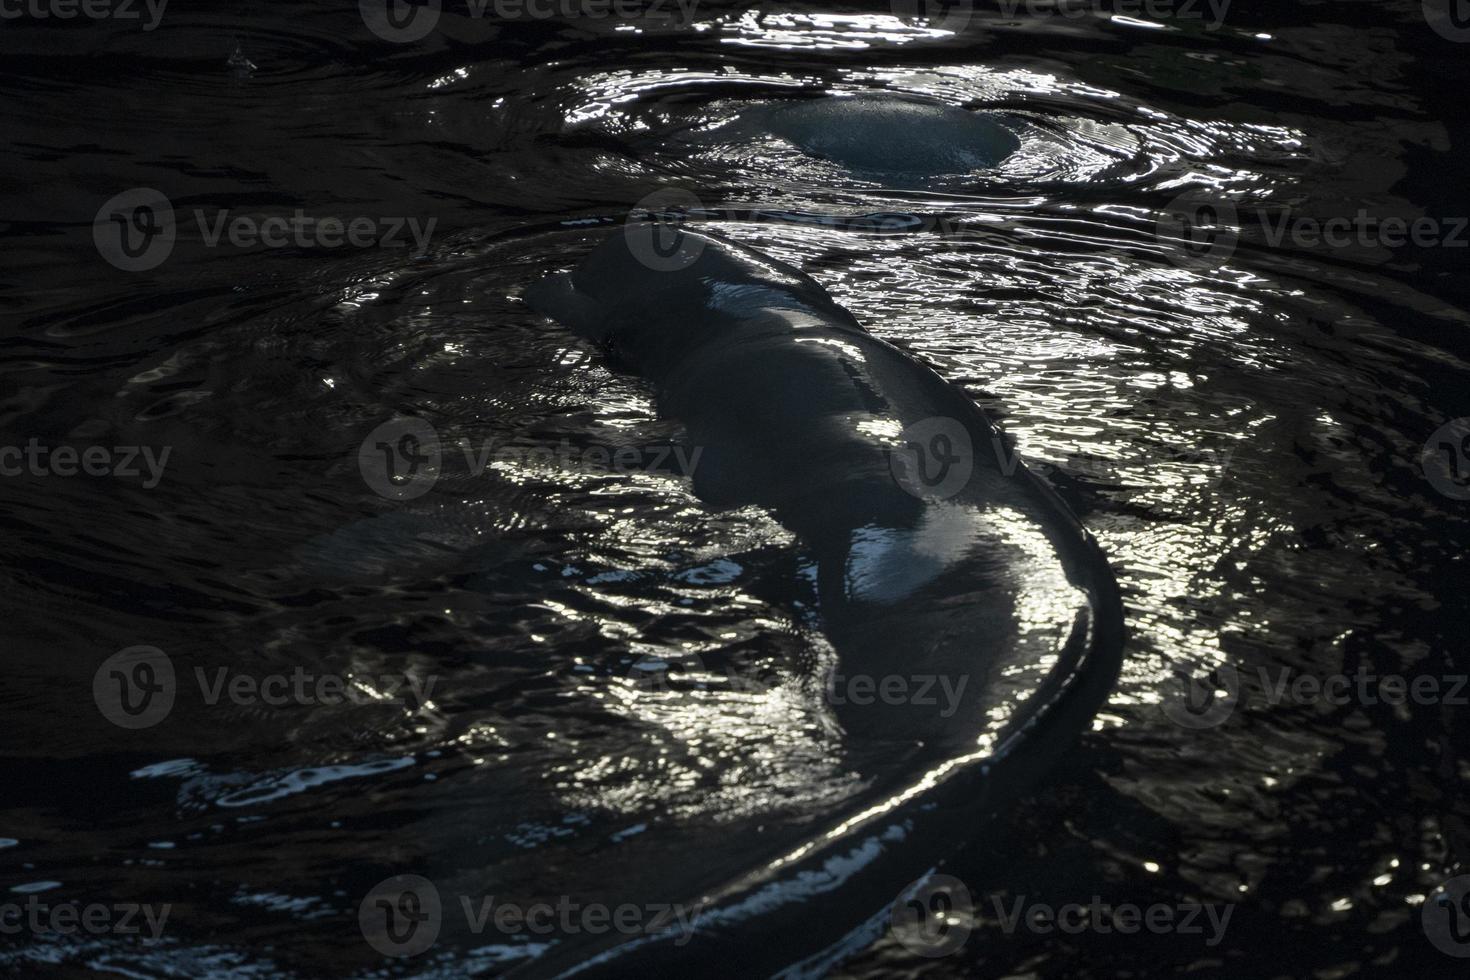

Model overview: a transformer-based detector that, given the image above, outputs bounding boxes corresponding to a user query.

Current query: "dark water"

[4,1,1470,977]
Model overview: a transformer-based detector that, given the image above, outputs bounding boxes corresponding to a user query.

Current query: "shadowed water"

[2,1,1469,977]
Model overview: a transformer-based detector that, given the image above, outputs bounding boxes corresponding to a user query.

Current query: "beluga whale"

[737,92,1021,184]
[520,224,1123,975]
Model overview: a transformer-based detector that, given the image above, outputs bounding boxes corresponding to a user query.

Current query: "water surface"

[3,1,1469,976]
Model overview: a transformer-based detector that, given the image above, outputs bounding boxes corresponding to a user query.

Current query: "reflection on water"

[2,0,1468,977]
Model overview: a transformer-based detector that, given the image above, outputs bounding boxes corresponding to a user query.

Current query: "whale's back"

[752,94,1021,180]
[520,227,1123,975]
[524,226,864,379]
